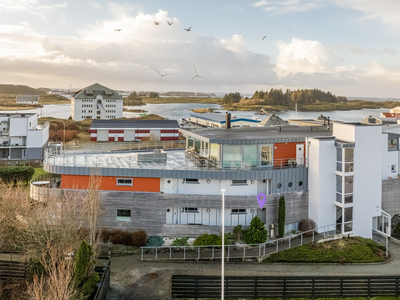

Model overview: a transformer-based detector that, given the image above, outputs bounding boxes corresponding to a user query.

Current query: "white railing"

[140,223,339,261]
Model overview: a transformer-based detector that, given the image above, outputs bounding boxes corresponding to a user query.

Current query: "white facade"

[308,123,388,239]
[71,83,123,121]
[0,113,49,159]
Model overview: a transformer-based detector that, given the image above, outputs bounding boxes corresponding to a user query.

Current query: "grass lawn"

[33,166,48,178]
[264,237,387,263]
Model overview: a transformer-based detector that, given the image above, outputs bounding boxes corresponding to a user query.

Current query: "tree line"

[221,89,347,107]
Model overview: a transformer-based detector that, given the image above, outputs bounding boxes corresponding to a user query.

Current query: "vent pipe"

[225,112,231,129]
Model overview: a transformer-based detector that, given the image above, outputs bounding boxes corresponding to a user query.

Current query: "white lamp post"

[221,189,226,300]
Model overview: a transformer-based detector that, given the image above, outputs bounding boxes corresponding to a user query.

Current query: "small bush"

[101,229,147,246]
[172,238,189,247]
[244,216,268,244]
[393,222,400,236]
[193,234,230,246]
[0,166,35,184]
[147,236,164,247]
[81,272,100,296]
[131,230,147,247]
[298,219,316,236]
[233,225,243,241]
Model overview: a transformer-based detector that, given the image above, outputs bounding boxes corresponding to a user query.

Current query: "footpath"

[106,237,400,300]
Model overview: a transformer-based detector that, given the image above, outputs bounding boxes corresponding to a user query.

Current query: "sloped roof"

[90,119,179,129]
[73,83,122,100]
[258,114,287,126]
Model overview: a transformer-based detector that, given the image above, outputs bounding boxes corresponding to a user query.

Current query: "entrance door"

[296,144,304,165]
[114,135,118,142]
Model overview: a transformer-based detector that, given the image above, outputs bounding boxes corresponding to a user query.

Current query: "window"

[277,183,282,189]
[389,138,398,150]
[184,178,199,184]
[344,176,353,194]
[117,178,133,186]
[231,209,246,214]
[182,207,198,213]
[391,164,397,173]
[261,145,272,166]
[336,148,342,162]
[336,175,342,193]
[222,145,242,168]
[232,179,247,185]
[243,145,257,167]
[116,209,131,222]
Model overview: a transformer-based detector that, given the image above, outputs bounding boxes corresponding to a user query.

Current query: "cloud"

[0,0,66,16]
[332,0,400,26]
[252,0,322,13]
[0,8,277,92]
[275,38,345,77]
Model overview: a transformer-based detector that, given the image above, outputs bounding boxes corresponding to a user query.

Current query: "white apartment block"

[71,83,123,121]
[0,113,49,160]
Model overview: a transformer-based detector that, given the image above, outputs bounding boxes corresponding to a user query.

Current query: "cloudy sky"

[0,0,399,97]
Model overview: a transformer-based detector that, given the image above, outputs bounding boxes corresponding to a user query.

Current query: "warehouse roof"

[90,119,179,129]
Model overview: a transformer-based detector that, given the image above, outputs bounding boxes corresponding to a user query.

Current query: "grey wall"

[27,147,43,159]
[10,148,23,159]
[100,190,309,237]
[382,179,400,216]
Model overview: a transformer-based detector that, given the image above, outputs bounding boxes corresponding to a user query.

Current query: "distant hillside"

[0,84,46,96]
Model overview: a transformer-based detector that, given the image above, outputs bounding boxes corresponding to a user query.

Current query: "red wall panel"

[273,142,305,167]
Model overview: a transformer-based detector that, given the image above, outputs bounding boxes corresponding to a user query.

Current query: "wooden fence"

[172,275,400,299]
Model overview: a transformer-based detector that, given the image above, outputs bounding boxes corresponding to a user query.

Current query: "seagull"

[167,21,173,25]
[262,35,267,40]
[114,29,122,31]
[184,26,192,32]
[154,21,160,25]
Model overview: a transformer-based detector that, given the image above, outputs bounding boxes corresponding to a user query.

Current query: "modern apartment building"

[0,113,49,160]
[32,120,399,239]
[71,83,123,121]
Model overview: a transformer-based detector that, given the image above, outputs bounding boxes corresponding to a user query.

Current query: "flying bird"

[262,35,267,40]
[184,26,192,32]
[167,21,173,25]
[154,21,160,25]
[114,29,122,31]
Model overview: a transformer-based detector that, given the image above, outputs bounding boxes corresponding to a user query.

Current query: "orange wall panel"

[61,175,160,192]
[273,142,305,167]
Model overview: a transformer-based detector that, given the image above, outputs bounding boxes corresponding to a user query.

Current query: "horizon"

[1,1,399,98]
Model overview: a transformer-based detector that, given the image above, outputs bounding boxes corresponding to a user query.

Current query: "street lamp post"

[221,189,226,300]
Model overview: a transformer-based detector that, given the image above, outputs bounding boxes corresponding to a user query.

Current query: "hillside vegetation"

[221,89,400,112]
[0,84,47,95]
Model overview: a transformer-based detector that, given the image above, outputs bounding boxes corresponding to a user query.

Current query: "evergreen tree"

[278,196,286,237]
[244,216,268,244]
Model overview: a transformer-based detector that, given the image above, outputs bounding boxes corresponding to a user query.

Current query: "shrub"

[131,230,147,247]
[101,229,147,246]
[172,237,189,247]
[278,196,286,237]
[81,272,100,296]
[393,222,400,236]
[233,225,243,241]
[244,216,268,244]
[0,166,35,184]
[298,219,316,237]
[193,233,230,246]
[74,241,93,290]
[147,236,164,247]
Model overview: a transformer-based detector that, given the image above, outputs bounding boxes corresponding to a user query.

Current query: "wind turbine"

[188,64,206,96]
[153,69,172,94]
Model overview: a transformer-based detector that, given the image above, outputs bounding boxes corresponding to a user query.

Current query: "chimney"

[225,112,231,129]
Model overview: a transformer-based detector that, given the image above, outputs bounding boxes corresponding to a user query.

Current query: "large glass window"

[344,207,353,222]
[261,145,273,166]
[345,148,354,162]
[389,138,398,151]
[336,148,342,162]
[243,145,258,167]
[344,195,353,204]
[210,143,220,161]
[336,175,342,193]
[222,145,242,168]
[345,176,353,194]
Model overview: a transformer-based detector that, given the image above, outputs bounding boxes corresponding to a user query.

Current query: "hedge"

[0,166,35,184]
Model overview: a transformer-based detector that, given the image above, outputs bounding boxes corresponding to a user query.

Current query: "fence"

[63,140,186,153]
[171,275,400,299]
[141,223,339,261]
[93,259,111,300]
[0,260,27,282]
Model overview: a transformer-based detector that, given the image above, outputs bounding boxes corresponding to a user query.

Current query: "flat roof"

[190,113,259,123]
[0,113,36,118]
[90,119,179,129]
[180,126,333,144]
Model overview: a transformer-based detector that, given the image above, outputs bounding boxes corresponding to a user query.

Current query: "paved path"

[106,238,400,300]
